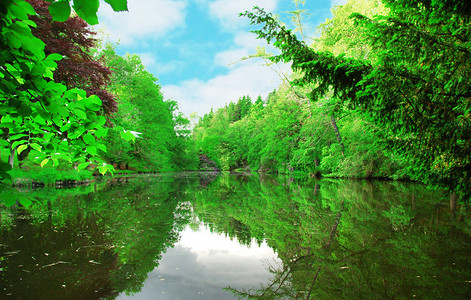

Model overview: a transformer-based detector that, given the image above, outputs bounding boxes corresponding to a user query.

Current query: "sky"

[95,0,347,118]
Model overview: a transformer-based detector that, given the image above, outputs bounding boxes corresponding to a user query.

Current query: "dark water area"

[1,172,470,299]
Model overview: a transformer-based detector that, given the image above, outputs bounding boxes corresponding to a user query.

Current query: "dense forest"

[194,0,471,202]
[1,0,470,203]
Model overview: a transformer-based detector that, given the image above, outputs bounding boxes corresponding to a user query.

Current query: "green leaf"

[95,127,108,138]
[49,1,71,22]
[30,143,42,152]
[120,130,136,142]
[77,162,90,172]
[11,139,27,150]
[16,0,36,16]
[0,191,17,207]
[5,30,22,49]
[96,143,107,153]
[34,114,47,125]
[96,115,106,126]
[106,164,115,173]
[10,133,28,140]
[74,108,87,119]
[86,146,97,156]
[52,158,59,166]
[52,114,63,126]
[40,158,49,168]
[17,103,33,116]
[73,0,100,25]
[84,95,102,111]
[0,172,12,182]
[19,197,33,207]
[17,144,28,155]
[98,165,107,176]
[104,0,128,11]
[83,133,95,145]
[46,53,64,61]
[9,3,29,20]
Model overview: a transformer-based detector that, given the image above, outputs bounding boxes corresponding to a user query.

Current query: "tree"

[242,2,471,201]
[100,45,195,171]
[0,0,129,203]
[27,0,117,114]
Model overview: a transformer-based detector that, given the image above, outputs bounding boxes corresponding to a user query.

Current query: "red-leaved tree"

[27,0,117,114]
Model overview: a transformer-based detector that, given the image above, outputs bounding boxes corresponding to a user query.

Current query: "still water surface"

[1,172,470,299]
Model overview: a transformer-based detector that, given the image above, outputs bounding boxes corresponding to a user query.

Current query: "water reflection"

[1,173,470,299]
[118,225,279,299]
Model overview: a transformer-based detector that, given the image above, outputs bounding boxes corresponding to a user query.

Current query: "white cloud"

[208,0,278,30]
[331,0,348,6]
[214,48,249,66]
[215,31,277,67]
[137,52,156,67]
[163,59,290,118]
[97,0,187,45]
[137,52,184,75]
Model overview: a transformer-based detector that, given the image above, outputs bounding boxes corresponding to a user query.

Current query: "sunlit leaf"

[40,158,49,168]
[17,144,28,155]
[98,165,107,175]
[77,162,91,172]
[96,143,107,153]
[30,143,42,152]
[10,133,28,140]
[120,130,136,142]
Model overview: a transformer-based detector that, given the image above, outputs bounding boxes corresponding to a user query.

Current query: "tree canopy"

[0,0,117,184]
[241,1,471,201]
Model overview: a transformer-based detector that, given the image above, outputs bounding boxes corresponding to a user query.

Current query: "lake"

[1,172,470,299]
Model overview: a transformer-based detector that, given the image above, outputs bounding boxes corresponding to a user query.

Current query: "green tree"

[101,45,194,171]
[0,0,119,185]
[0,0,131,205]
[243,2,471,201]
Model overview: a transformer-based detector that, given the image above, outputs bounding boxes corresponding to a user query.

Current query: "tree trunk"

[450,191,456,216]
[8,147,15,168]
[330,115,345,156]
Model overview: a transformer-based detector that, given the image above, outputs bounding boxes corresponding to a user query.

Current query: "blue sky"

[96,0,347,118]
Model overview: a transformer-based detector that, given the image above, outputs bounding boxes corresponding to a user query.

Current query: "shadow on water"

[1,172,470,299]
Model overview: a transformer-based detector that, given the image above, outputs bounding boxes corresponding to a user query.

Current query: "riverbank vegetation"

[0,0,197,193]
[1,0,470,203]
[194,0,471,203]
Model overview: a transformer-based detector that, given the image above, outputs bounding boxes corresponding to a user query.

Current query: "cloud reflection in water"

[117,225,280,299]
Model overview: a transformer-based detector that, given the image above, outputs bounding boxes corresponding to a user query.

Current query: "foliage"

[0,0,117,188]
[241,2,471,201]
[9,162,93,185]
[45,0,128,25]
[27,0,117,114]
[193,81,401,177]
[192,1,408,179]
[100,45,198,171]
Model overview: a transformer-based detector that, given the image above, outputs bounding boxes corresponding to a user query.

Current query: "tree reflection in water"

[193,176,471,299]
[1,173,470,299]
